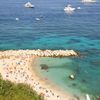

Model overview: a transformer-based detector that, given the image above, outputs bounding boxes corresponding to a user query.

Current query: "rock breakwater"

[0,49,78,58]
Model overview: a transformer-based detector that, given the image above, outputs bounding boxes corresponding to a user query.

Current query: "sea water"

[0,0,100,99]
[36,54,100,99]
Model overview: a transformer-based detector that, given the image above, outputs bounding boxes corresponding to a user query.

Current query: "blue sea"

[0,0,100,99]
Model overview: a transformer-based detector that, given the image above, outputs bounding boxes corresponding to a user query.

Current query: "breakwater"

[0,49,78,57]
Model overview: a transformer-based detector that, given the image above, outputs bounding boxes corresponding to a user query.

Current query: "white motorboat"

[64,4,75,13]
[82,0,96,3]
[24,2,35,8]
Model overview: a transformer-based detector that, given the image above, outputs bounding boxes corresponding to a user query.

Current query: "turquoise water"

[0,0,100,99]
[36,55,100,99]
[0,0,100,50]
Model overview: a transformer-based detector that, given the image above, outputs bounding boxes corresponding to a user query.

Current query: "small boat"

[24,2,35,8]
[64,4,75,13]
[82,0,96,3]
[35,18,40,21]
[15,18,19,21]
[85,94,91,100]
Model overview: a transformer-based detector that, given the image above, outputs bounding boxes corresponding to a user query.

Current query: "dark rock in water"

[40,64,48,70]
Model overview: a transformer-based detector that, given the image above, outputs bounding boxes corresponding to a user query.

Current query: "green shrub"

[0,78,44,100]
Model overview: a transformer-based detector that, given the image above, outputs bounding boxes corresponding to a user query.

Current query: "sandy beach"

[0,50,78,100]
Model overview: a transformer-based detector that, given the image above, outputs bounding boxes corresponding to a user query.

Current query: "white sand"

[0,50,78,100]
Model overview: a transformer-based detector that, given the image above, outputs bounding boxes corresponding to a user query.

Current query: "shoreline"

[30,57,79,100]
[33,57,86,99]
[0,50,80,100]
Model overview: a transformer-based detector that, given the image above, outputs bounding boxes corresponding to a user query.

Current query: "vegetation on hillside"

[0,74,44,100]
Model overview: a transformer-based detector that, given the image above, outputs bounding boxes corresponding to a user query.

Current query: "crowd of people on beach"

[0,50,78,100]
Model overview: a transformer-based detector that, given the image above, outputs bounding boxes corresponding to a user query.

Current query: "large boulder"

[40,64,48,70]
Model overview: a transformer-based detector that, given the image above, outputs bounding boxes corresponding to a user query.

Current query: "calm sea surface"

[0,0,100,99]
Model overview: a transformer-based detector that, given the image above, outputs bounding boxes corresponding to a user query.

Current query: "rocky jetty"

[0,49,78,58]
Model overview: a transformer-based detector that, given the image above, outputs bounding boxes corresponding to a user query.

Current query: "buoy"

[69,74,75,80]
[35,18,40,21]
[16,18,19,21]
[77,7,81,10]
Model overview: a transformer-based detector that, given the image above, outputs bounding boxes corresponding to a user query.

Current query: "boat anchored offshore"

[24,2,35,8]
[64,4,75,13]
[82,0,96,3]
